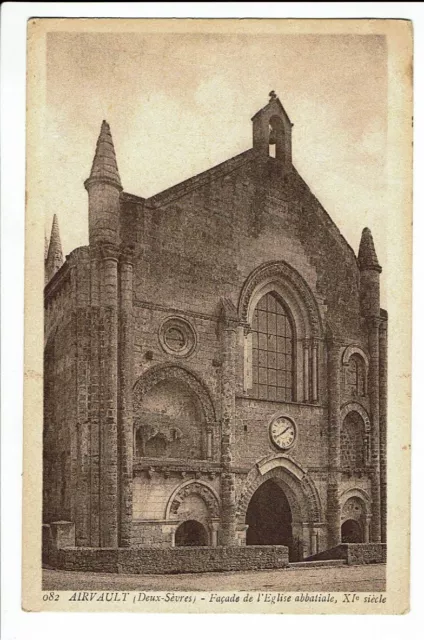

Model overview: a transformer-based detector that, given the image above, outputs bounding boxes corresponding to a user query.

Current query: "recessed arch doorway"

[175,520,208,547]
[246,479,294,556]
[341,519,363,543]
[238,458,323,560]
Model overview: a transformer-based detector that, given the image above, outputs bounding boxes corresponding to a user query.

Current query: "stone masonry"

[43,92,387,564]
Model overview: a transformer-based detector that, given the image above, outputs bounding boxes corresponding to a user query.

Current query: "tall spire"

[358,227,382,273]
[45,215,64,284]
[85,120,122,190]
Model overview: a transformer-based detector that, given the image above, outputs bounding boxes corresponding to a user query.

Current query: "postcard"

[22,17,412,614]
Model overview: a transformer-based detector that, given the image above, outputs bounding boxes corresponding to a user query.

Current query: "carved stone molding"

[158,317,197,358]
[235,456,323,525]
[99,243,120,262]
[133,364,216,424]
[342,344,370,369]
[238,261,322,337]
[300,474,322,522]
[166,481,221,520]
[340,402,371,432]
[119,243,135,265]
[340,488,371,520]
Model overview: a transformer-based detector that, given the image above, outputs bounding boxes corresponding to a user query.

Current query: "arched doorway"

[341,519,363,543]
[246,479,293,554]
[237,458,323,559]
[175,520,208,546]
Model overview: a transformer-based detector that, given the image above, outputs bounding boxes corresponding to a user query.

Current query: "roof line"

[291,166,358,262]
[142,148,255,208]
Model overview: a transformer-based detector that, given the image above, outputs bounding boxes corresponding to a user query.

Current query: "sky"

[45,30,387,299]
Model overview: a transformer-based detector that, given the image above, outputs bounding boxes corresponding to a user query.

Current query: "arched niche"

[342,345,369,397]
[133,365,217,461]
[340,488,371,517]
[341,519,363,543]
[340,402,371,429]
[165,480,221,547]
[340,405,371,472]
[342,345,369,369]
[340,488,371,543]
[175,520,209,547]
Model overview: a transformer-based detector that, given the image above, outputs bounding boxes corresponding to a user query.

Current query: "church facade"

[43,93,387,562]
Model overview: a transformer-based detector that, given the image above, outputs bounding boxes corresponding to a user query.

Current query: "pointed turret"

[85,120,122,190]
[358,227,382,273]
[85,121,123,246]
[45,215,64,284]
[358,227,381,318]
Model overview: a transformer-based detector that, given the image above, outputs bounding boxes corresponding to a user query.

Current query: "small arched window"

[250,292,295,401]
[269,124,277,158]
[268,115,285,161]
[346,355,366,397]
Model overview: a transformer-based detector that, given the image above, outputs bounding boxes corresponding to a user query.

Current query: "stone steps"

[288,559,347,569]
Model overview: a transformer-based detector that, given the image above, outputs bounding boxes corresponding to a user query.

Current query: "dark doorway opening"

[246,479,294,558]
[175,520,208,547]
[341,519,363,543]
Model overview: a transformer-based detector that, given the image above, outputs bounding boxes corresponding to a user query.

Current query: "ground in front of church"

[43,563,385,592]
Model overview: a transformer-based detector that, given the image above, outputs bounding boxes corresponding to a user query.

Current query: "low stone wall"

[346,543,386,565]
[55,548,119,573]
[52,545,289,574]
[306,543,386,565]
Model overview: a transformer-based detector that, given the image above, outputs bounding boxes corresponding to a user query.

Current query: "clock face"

[270,416,296,450]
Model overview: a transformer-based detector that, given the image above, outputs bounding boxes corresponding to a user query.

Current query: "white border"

[1,2,423,639]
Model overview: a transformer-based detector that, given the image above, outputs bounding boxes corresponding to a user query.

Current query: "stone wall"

[306,543,386,565]
[131,521,174,548]
[125,149,372,535]
[43,105,386,553]
[43,294,78,524]
[127,158,365,340]
[52,545,289,574]
[234,397,326,467]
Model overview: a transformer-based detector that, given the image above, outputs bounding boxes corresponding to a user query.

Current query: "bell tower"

[252,91,293,175]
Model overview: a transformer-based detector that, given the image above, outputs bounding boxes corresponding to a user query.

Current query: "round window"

[159,317,196,357]
[164,327,186,352]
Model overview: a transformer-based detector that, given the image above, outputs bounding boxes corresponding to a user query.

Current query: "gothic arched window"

[250,292,295,401]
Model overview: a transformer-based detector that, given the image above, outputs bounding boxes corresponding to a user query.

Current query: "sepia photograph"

[20,17,412,614]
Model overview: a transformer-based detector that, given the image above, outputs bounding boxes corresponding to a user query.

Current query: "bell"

[269,128,277,145]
